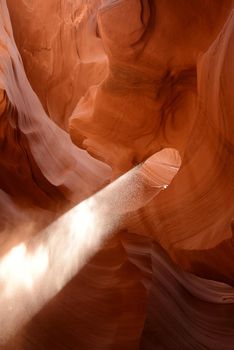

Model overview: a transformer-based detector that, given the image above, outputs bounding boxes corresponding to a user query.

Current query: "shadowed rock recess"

[0,0,233,349]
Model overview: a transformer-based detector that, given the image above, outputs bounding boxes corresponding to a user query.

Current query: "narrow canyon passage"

[0,1,234,349]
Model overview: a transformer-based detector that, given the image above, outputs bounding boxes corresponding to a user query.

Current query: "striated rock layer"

[0,0,233,349]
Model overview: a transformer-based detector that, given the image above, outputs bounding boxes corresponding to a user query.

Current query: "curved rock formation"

[0,0,234,349]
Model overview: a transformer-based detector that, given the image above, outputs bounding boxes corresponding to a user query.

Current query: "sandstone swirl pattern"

[0,1,233,349]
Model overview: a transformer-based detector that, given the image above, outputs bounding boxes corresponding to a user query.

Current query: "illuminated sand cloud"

[0,148,181,344]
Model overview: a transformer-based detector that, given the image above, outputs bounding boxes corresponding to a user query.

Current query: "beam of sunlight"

[0,243,48,295]
[0,148,181,344]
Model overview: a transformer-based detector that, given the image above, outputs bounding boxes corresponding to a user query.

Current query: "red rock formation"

[6,0,107,130]
[0,0,234,349]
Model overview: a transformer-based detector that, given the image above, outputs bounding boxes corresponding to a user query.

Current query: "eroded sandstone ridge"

[0,0,234,349]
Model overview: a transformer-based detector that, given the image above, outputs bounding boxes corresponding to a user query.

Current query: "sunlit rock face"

[0,0,234,349]
[6,0,107,130]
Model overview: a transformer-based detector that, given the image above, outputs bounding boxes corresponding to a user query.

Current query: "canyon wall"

[0,0,233,349]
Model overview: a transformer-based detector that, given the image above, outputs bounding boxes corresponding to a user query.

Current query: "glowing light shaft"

[0,148,181,344]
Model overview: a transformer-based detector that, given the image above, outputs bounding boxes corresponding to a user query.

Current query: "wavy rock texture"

[0,0,234,349]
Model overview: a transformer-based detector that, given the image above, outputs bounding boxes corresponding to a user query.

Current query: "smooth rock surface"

[0,1,233,349]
